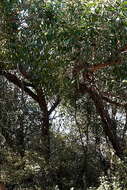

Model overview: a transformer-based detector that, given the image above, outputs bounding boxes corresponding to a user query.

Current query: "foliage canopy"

[0,0,127,189]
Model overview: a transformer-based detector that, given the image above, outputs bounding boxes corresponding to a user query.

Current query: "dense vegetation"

[0,0,127,189]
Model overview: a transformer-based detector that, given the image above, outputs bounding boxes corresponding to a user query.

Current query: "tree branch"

[35,88,48,113]
[1,71,39,102]
[48,96,60,115]
[72,43,127,75]
[78,83,126,160]
[101,94,127,108]
[88,44,127,72]
[89,58,121,72]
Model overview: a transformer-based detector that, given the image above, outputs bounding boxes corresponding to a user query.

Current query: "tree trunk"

[36,88,50,162]
[41,112,50,162]
[86,85,126,160]
[0,183,6,190]
[79,83,126,161]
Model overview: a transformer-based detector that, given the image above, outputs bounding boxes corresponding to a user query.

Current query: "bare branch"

[48,96,60,115]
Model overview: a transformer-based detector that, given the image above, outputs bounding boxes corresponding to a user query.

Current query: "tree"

[0,0,127,189]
